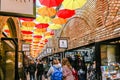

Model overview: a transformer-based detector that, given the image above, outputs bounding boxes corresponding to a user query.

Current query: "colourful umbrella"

[52,17,67,24]
[33,35,42,38]
[21,31,33,34]
[48,24,62,30]
[39,0,63,7]
[44,32,53,39]
[21,26,34,31]
[36,16,51,23]
[24,39,33,42]
[35,23,49,29]
[34,28,47,35]
[22,21,36,27]
[23,34,32,39]
[62,0,87,10]
[19,18,34,21]
[57,9,75,19]
[37,7,56,17]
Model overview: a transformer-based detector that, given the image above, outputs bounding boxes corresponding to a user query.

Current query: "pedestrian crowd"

[22,54,96,80]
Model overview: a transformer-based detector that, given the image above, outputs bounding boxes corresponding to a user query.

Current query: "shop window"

[100,44,120,79]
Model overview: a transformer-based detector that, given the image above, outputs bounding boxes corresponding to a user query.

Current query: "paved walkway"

[26,73,50,80]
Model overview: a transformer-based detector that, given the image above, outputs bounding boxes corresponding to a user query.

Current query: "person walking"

[43,61,50,79]
[47,58,62,80]
[62,58,75,80]
[28,60,36,80]
[36,60,44,80]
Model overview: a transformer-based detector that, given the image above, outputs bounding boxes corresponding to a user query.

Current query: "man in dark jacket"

[36,60,44,80]
[28,60,36,80]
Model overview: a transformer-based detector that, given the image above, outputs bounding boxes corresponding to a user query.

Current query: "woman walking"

[62,58,75,80]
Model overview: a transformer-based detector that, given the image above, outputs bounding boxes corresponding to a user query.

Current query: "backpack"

[51,66,63,80]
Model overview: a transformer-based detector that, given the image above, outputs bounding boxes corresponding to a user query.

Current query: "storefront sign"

[0,0,36,18]
[59,39,68,49]
[46,47,52,54]
[22,44,30,51]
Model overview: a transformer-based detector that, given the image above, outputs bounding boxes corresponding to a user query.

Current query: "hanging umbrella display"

[33,35,42,38]
[44,32,53,39]
[21,26,34,31]
[23,34,33,39]
[21,31,33,34]
[62,0,87,10]
[57,9,75,19]
[36,16,51,23]
[48,24,62,30]
[22,21,36,27]
[24,39,33,43]
[37,7,56,17]
[19,18,34,21]
[4,29,10,33]
[34,28,47,35]
[35,23,49,29]
[33,38,41,42]
[39,0,63,7]
[51,17,67,24]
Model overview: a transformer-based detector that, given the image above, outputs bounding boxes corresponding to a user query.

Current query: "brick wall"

[51,0,120,53]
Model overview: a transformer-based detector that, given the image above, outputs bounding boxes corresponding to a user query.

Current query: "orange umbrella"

[44,32,53,39]
[37,7,56,17]
[34,28,47,35]
[52,17,67,24]
[23,34,32,39]
[22,21,36,27]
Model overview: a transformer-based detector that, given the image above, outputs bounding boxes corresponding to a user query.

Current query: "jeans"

[30,73,35,80]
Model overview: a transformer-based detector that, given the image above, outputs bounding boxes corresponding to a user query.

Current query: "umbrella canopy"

[36,16,51,23]
[21,26,34,31]
[21,31,33,34]
[48,24,62,30]
[19,18,34,21]
[22,21,36,27]
[35,23,49,29]
[39,0,63,7]
[52,17,67,24]
[37,7,56,17]
[33,35,42,38]
[62,0,87,10]
[23,34,32,39]
[57,9,75,19]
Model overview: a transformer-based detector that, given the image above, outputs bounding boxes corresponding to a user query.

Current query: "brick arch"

[60,17,91,37]
[60,17,93,49]
[95,0,108,27]
[7,18,17,37]
[0,17,18,38]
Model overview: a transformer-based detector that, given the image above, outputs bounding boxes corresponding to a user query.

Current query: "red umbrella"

[39,0,63,7]
[57,9,75,19]
[35,23,49,28]
[24,39,32,42]
[21,31,33,34]
[19,18,34,21]
[34,35,42,38]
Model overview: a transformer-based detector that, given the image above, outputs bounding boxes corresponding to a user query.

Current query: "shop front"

[96,37,120,80]
[63,45,96,80]
[0,17,24,80]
